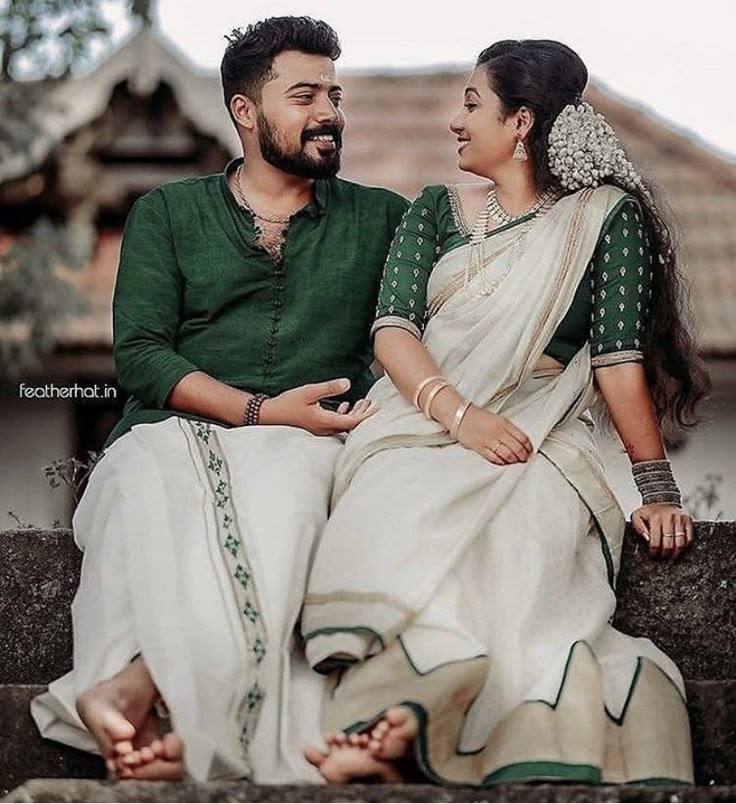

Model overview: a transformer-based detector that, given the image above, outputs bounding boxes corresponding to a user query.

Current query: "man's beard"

[256,110,342,179]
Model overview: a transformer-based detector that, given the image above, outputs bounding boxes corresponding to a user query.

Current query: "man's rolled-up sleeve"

[112,193,199,409]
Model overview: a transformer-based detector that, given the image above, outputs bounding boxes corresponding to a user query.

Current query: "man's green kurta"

[106,159,408,448]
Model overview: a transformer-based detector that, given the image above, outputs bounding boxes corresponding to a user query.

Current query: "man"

[31,16,408,784]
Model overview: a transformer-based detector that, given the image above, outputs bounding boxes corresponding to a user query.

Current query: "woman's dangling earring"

[512,135,528,161]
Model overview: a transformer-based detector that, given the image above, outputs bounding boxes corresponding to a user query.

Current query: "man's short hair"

[221,16,341,123]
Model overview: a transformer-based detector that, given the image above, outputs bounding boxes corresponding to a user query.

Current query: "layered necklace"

[464,187,559,298]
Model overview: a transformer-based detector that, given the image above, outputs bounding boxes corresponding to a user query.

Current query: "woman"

[301,40,709,786]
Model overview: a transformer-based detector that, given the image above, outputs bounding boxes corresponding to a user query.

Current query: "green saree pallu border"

[335,640,691,788]
[186,419,269,763]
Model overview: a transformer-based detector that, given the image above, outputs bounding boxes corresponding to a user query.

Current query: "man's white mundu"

[31,420,338,782]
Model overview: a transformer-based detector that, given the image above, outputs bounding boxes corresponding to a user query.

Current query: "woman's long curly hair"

[476,40,710,432]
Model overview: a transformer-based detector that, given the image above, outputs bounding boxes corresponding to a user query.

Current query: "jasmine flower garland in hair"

[548,102,649,198]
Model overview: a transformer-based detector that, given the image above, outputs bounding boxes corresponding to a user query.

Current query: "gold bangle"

[450,399,472,439]
[422,381,450,420]
[412,374,445,410]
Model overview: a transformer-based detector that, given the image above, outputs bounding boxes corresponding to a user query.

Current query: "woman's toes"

[304,745,327,767]
[327,731,347,747]
[150,738,164,757]
[385,707,408,726]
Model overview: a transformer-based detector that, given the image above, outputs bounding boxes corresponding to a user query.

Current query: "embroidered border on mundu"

[184,419,269,768]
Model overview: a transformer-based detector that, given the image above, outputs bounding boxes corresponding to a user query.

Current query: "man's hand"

[259,378,377,435]
[631,503,694,560]
[456,405,532,465]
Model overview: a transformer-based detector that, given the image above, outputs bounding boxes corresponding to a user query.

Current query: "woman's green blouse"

[374,184,653,368]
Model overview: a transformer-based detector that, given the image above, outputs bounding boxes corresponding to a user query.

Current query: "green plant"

[43,449,102,506]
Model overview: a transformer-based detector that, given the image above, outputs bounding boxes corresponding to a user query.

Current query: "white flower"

[547,102,649,198]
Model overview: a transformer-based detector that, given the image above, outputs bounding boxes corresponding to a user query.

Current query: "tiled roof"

[5,29,735,354]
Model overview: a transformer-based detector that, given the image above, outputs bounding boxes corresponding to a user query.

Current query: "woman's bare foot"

[304,731,402,783]
[367,707,418,761]
[115,732,185,781]
[77,656,158,765]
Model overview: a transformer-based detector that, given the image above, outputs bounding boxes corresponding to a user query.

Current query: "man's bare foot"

[304,731,402,783]
[367,707,418,761]
[77,656,158,766]
[115,732,185,781]
[110,710,160,777]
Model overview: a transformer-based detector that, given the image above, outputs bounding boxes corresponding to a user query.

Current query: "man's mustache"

[302,125,343,148]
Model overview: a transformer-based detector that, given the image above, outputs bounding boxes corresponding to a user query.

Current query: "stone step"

[2,680,735,797]
[1,523,734,685]
[4,779,736,803]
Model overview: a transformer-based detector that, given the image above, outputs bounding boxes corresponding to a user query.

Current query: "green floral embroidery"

[187,420,268,769]
[195,422,212,443]
[208,450,223,474]
[246,683,264,711]
[235,565,251,587]
[252,638,266,663]
[243,600,259,623]
[225,534,240,556]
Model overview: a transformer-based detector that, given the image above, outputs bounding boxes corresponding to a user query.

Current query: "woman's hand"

[631,503,694,560]
[260,379,377,436]
[457,405,532,465]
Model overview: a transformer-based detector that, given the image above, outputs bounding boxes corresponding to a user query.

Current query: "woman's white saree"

[302,186,694,786]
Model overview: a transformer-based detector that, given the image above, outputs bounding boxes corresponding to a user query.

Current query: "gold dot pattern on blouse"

[375,187,440,329]
[589,199,652,356]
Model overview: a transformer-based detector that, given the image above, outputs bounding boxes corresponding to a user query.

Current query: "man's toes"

[150,738,164,757]
[139,746,156,763]
[100,712,136,748]
[128,757,184,782]
[120,750,141,766]
[161,732,184,761]
[326,732,347,747]
[113,739,134,756]
[304,745,327,767]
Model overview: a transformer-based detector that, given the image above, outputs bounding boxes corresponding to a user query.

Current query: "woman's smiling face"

[449,66,520,178]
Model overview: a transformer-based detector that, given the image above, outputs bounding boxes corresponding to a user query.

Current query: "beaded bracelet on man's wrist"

[243,393,269,426]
